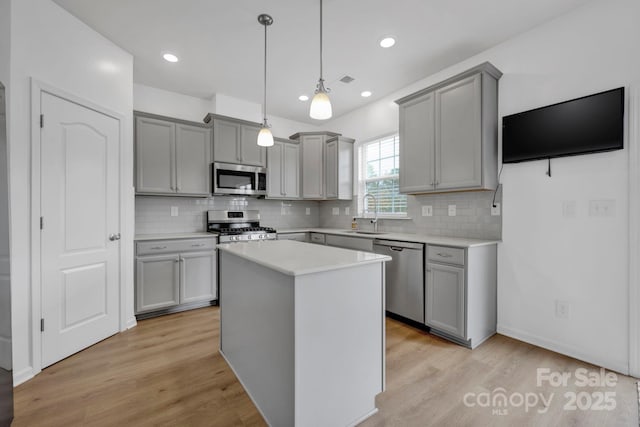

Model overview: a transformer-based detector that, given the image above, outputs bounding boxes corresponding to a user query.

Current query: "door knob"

[109,233,121,241]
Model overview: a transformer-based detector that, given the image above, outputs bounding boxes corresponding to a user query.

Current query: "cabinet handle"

[436,252,453,258]
[150,246,167,250]
[434,181,439,186]
[174,258,179,263]
[191,243,205,247]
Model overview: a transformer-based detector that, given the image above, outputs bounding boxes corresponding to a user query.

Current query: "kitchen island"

[217,240,391,427]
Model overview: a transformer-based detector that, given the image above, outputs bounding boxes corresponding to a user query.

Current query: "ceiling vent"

[339,75,355,84]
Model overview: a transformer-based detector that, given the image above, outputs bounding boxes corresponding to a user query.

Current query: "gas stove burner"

[206,210,277,243]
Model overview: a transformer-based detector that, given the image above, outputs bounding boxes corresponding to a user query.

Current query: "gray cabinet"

[325,136,355,200]
[277,232,309,242]
[206,114,266,167]
[135,237,217,317]
[425,244,497,349]
[267,138,300,199]
[325,234,372,251]
[396,62,501,194]
[290,131,353,200]
[135,112,210,196]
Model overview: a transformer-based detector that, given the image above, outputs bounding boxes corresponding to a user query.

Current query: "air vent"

[339,75,355,84]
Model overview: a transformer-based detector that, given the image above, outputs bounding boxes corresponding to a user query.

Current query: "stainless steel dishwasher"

[373,239,424,323]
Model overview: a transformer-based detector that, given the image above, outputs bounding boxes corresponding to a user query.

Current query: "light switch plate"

[588,200,615,217]
[448,205,456,216]
[306,207,311,215]
[422,205,433,217]
[562,201,576,218]
[491,203,501,216]
[345,206,350,215]
[170,206,178,217]
[332,207,339,216]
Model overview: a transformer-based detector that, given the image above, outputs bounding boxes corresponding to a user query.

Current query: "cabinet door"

[399,93,435,193]
[282,143,300,198]
[301,135,325,199]
[325,139,338,199]
[426,263,465,339]
[213,119,241,164]
[176,124,211,195]
[240,125,266,167]
[136,255,180,313]
[267,140,284,198]
[435,74,482,190]
[136,117,175,194]
[180,251,217,303]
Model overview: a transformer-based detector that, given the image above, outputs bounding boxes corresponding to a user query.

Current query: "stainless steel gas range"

[206,210,276,243]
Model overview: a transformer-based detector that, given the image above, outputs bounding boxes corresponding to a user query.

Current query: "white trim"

[29,79,130,376]
[629,84,640,378]
[497,325,628,375]
[12,366,35,387]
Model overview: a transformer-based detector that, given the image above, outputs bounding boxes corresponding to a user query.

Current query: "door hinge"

[40,318,44,332]
[40,114,44,128]
[40,216,44,230]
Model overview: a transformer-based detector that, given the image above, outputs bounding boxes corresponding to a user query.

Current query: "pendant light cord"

[319,0,323,81]
[263,22,268,125]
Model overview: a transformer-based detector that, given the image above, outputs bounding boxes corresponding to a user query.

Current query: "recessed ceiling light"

[163,53,179,63]
[361,91,372,98]
[379,37,396,48]
[298,95,309,101]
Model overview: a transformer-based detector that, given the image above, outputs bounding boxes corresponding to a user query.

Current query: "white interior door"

[40,92,120,368]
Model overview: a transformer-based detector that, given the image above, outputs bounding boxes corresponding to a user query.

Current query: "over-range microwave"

[212,162,267,196]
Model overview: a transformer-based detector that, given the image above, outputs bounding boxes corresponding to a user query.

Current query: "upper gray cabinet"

[205,114,266,167]
[135,112,211,197]
[289,131,353,200]
[267,138,300,200]
[396,62,502,194]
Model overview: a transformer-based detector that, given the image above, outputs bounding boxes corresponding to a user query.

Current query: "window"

[357,134,407,217]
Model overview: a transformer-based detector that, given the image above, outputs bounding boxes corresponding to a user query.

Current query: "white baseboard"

[497,324,629,375]
[126,316,137,330]
[13,366,36,387]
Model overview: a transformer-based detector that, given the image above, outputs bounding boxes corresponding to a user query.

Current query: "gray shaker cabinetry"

[135,112,211,196]
[396,62,501,194]
[267,138,300,199]
[135,237,217,318]
[325,136,355,200]
[204,114,266,167]
[425,244,497,349]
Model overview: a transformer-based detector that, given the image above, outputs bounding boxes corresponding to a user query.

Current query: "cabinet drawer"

[427,245,465,265]
[325,234,373,251]
[309,233,326,244]
[137,238,216,256]
[277,232,308,242]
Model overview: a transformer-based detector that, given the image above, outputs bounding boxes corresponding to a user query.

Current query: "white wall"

[325,0,638,373]
[7,0,134,385]
[133,84,321,138]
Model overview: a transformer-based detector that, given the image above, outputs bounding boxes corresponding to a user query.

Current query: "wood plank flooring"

[13,307,638,426]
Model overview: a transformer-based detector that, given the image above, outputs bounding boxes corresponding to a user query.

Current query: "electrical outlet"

[448,205,456,216]
[555,300,570,319]
[491,202,501,216]
[170,206,178,217]
[589,200,615,217]
[306,207,311,215]
[332,207,339,216]
[345,206,350,215]
[562,200,576,218]
[422,205,433,217]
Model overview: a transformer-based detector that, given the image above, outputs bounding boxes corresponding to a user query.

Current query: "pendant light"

[309,0,332,120]
[257,14,274,147]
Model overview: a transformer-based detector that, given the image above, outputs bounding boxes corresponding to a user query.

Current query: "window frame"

[355,133,407,218]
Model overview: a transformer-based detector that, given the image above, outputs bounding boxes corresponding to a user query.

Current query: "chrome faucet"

[363,193,379,232]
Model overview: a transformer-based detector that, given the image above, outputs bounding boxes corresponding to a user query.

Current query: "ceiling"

[53,0,591,124]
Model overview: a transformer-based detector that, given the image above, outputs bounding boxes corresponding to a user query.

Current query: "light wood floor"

[13,307,638,426]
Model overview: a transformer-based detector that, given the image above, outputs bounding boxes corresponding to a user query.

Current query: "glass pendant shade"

[310,89,332,120]
[257,125,274,147]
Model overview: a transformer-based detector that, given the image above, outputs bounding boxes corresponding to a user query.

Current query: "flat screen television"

[502,87,624,163]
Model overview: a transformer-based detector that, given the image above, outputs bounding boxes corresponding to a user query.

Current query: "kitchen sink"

[346,230,387,235]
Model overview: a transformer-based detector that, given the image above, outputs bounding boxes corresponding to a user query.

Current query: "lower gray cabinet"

[424,244,497,349]
[277,232,309,242]
[135,238,217,316]
[426,263,465,339]
[325,234,373,251]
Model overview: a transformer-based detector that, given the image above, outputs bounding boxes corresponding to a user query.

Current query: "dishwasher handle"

[390,246,404,252]
[373,239,424,251]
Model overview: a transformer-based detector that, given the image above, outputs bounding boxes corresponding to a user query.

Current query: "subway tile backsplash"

[135,188,501,240]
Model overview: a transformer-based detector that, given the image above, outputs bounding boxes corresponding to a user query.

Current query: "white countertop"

[217,240,391,277]
[135,232,216,241]
[276,228,500,248]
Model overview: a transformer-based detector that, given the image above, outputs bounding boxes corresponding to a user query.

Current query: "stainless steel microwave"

[212,162,267,196]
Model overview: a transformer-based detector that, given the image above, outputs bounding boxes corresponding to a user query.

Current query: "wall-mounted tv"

[502,87,624,164]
